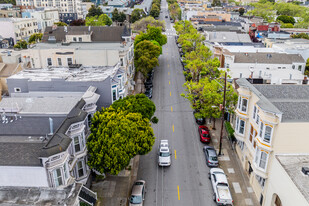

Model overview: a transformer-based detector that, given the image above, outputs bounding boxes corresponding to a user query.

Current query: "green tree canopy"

[174,20,195,35]
[212,0,221,7]
[87,107,155,175]
[134,40,161,76]
[28,33,43,44]
[70,19,85,26]
[130,9,146,23]
[291,33,309,39]
[86,14,112,26]
[54,22,67,26]
[277,15,295,24]
[238,7,245,16]
[168,2,181,20]
[150,4,160,18]
[112,8,120,22]
[118,12,127,22]
[111,94,156,120]
[305,58,309,76]
[134,26,167,47]
[132,16,165,32]
[13,40,28,49]
[87,5,103,17]
[151,40,162,54]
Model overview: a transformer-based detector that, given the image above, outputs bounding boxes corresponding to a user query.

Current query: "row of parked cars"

[193,112,234,206]
[144,69,154,99]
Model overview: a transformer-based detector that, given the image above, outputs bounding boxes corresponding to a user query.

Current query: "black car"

[145,88,153,99]
[165,15,168,18]
[193,111,206,125]
[144,81,153,89]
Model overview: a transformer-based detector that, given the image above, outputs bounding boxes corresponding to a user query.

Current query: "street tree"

[168,2,181,20]
[238,7,245,16]
[86,14,112,26]
[87,5,103,17]
[134,26,167,47]
[132,16,165,32]
[54,21,67,26]
[118,12,127,22]
[174,20,195,35]
[177,30,205,53]
[87,108,155,175]
[305,58,309,76]
[13,40,28,49]
[212,0,221,7]
[112,8,120,22]
[181,75,238,128]
[70,19,85,26]
[111,94,157,121]
[134,40,161,77]
[130,9,146,23]
[150,4,160,18]
[277,15,295,25]
[28,33,43,44]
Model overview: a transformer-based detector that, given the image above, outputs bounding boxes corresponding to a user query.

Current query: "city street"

[136,1,217,205]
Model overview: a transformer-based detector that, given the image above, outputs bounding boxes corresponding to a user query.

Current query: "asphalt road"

[136,2,217,205]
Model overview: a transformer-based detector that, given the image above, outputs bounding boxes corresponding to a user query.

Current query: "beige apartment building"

[232,78,309,205]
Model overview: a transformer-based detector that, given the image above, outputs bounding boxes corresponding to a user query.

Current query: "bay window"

[237,96,248,113]
[235,116,246,135]
[254,147,269,170]
[258,121,273,143]
[75,158,87,179]
[73,135,85,153]
[74,135,81,153]
[53,168,63,187]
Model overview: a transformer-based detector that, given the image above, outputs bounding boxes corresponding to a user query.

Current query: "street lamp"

[218,72,227,156]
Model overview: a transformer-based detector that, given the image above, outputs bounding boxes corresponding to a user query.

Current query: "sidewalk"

[208,119,259,206]
[91,156,140,206]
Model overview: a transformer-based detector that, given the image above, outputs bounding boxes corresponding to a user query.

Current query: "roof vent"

[267,54,272,58]
[302,167,309,175]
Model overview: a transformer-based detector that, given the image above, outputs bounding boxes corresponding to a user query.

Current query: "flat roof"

[0,96,81,114]
[9,66,120,81]
[276,155,309,203]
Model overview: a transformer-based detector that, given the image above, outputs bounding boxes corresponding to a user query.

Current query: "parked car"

[144,83,153,89]
[144,87,153,99]
[193,111,206,125]
[158,140,171,166]
[209,168,233,206]
[198,125,211,143]
[203,146,218,167]
[165,15,168,18]
[129,180,146,206]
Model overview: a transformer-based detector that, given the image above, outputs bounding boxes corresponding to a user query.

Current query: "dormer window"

[73,37,77,42]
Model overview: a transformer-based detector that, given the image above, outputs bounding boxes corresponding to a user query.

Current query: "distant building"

[232,79,309,206]
[0,18,39,44]
[107,0,131,7]
[0,6,21,18]
[221,51,305,84]
[22,8,59,33]
[99,6,132,19]
[198,21,243,33]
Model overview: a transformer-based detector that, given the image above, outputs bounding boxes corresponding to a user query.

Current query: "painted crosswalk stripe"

[232,182,242,194]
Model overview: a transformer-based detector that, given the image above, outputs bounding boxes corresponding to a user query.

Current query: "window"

[264,126,272,142]
[292,65,295,69]
[63,163,68,179]
[73,37,77,42]
[67,58,72,65]
[255,147,269,170]
[120,58,124,66]
[282,67,286,69]
[14,87,21,92]
[278,67,281,69]
[256,114,260,125]
[298,65,302,71]
[77,159,84,178]
[237,97,248,113]
[255,175,265,188]
[235,116,246,135]
[112,89,117,101]
[58,58,62,66]
[74,136,81,153]
[47,58,52,66]
[53,168,63,187]
[252,106,257,119]
[78,37,82,42]
[259,122,264,138]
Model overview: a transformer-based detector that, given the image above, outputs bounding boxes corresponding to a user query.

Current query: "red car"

[198,125,211,143]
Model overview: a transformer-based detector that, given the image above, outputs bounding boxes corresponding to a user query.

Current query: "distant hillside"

[0,0,16,5]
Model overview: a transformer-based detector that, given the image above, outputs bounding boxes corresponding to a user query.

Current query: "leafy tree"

[132,16,165,32]
[111,94,157,121]
[54,22,67,26]
[280,23,294,28]
[174,20,195,35]
[151,40,162,54]
[86,14,112,26]
[178,31,205,53]
[70,19,85,26]
[112,8,120,22]
[212,0,222,7]
[150,4,160,18]
[87,107,155,175]
[239,7,245,16]
[168,2,181,20]
[14,40,28,49]
[130,8,146,23]
[87,5,103,17]
[246,1,275,22]
[291,33,309,40]
[134,26,167,47]
[118,12,127,22]
[305,58,309,76]
[181,75,238,128]
[28,33,43,44]
[134,40,161,77]
[277,15,295,24]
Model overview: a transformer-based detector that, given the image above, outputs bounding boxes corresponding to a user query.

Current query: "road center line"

[171,106,173,112]
[174,150,177,159]
[170,92,171,96]
[177,185,180,200]
[169,81,170,85]
[168,64,170,68]
[172,124,174,132]
[168,72,170,75]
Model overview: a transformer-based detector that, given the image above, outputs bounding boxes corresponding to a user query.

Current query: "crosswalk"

[163,28,177,36]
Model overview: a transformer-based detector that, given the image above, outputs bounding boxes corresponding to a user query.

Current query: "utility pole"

[218,72,227,156]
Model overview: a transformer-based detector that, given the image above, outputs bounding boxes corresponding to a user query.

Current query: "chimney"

[49,117,53,135]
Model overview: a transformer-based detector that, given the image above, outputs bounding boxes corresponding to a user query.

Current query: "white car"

[129,180,146,206]
[209,168,233,206]
[158,140,171,166]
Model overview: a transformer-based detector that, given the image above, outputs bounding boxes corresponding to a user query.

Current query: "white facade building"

[0,18,38,43]
[25,8,59,32]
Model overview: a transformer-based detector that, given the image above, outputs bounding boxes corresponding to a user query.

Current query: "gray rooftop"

[232,52,305,64]
[0,183,82,205]
[0,96,80,114]
[236,78,309,122]
[9,66,119,81]
[276,155,309,203]
[206,32,251,43]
